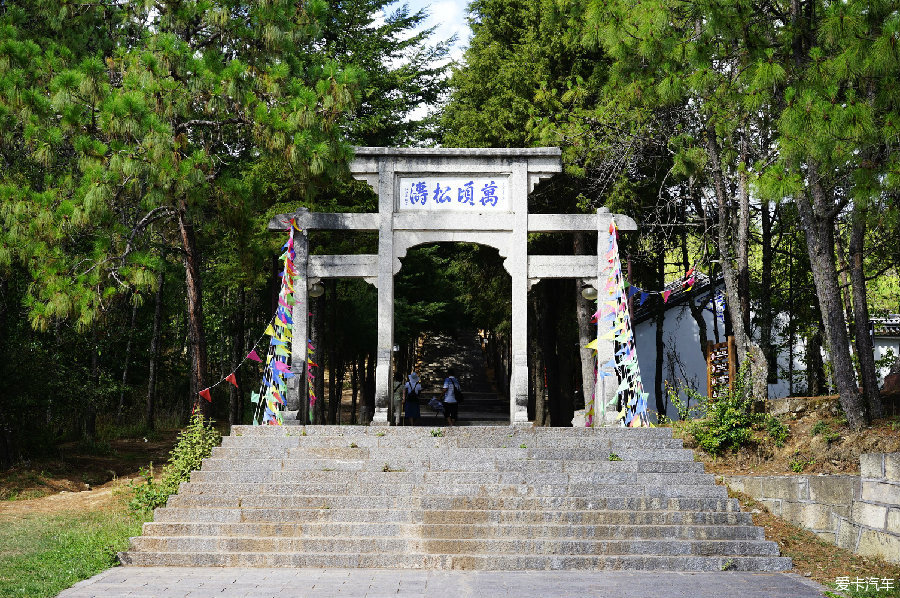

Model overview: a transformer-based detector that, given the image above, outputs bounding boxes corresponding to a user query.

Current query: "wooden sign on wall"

[706,336,736,400]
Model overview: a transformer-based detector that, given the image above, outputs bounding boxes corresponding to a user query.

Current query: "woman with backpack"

[402,372,422,426]
[442,369,462,426]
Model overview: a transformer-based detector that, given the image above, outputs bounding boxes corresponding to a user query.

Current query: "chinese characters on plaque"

[399,177,509,211]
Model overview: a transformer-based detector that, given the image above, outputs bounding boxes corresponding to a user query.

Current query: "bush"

[688,362,759,456]
[811,421,830,436]
[766,416,790,447]
[128,411,221,515]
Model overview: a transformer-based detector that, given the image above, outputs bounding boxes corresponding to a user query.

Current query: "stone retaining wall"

[720,474,858,544]
[721,453,900,564]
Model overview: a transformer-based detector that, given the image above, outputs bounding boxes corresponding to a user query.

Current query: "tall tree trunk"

[681,229,709,363]
[834,233,856,344]
[84,327,99,443]
[364,351,375,424]
[573,232,596,409]
[528,288,545,424]
[759,199,776,383]
[736,144,752,339]
[326,280,340,425]
[555,283,575,427]
[146,268,164,430]
[536,281,563,427]
[310,291,325,424]
[0,277,16,468]
[806,326,826,396]
[178,204,209,417]
[795,170,867,429]
[229,287,246,425]
[117,296,139,421]
[350,357,359,425]
[705,128,750,364]
[654,249,666,417]
[849,205,883,419]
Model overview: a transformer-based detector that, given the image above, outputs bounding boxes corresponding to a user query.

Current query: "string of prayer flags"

[585,218,650,428]
[624,256,709,306]
[255,218,301,426]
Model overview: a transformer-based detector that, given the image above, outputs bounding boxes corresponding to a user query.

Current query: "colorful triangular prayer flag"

[199,388,212,402]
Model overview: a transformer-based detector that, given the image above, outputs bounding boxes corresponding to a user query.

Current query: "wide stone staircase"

[119,426,791,571]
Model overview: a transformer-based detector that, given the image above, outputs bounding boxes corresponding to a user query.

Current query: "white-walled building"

[631,279,899,422]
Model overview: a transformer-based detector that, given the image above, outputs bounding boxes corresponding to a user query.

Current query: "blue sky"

[400,0,472,61]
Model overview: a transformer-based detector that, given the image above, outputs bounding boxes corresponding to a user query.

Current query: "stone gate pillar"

[510,160,530,425]
[289,213,309,412]
[372,158,396,425]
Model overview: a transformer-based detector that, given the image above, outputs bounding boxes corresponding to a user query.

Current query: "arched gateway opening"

[393,242,511,426]
[268,147,637,426]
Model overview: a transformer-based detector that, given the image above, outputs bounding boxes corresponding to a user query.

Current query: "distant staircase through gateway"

[410,330,509,426]
[120,425,791,571]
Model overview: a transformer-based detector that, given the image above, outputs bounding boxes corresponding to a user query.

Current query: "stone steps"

[232,425,674,438]
[121,425,789,571]
[129,536,779,556]
[220,438,685,450]
[165,494,743,512]
[210,447,695,461]
[120,551,790,571]
[141,522,764,540]
[201,457,708,473]
[151,507,752,525]
[175,482,730,498]
[188,470,716,486]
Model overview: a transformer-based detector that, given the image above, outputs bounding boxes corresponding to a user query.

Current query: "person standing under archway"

[402,372,422,426]
[442,369,461,426]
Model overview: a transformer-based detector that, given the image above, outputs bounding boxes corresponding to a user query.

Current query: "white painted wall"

[633,292,797,422]
[875,337,899,382]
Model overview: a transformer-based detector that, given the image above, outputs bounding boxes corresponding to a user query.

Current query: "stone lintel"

[528,255,597,279]
[271,211,640,235]
[528,213,638,233]
[350,146,562,191]
[393,213,514,231]
[268,212,379,232]
[308,255,377,279]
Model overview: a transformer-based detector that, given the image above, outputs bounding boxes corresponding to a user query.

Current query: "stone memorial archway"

[269,147,636,426]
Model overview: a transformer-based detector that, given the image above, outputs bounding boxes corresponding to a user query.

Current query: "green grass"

[0,506,146,598]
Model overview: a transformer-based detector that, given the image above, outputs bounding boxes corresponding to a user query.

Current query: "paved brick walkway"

[58,568,827,597]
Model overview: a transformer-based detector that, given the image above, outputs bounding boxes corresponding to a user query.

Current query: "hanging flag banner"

[586,218,650,428]
[252,219,302,426]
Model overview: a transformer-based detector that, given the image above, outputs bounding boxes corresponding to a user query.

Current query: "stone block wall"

[834,453,900,563]
[720,474,858,544]
[721,453,900,564]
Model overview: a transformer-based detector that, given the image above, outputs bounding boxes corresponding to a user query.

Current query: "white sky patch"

[369,9,387,29]
[404,0,471,62]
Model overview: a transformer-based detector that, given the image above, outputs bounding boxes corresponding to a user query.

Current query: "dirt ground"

[675,399,900,590]
[735,489,900,591]
[678,399,900,476]
[0,433,177,518]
